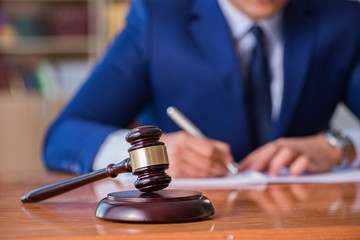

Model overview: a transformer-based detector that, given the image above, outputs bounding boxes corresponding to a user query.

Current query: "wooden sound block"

[95,189,214,223]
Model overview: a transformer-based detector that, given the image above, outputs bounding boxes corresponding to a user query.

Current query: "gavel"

[21,126,172,203]
[21,125,214,223]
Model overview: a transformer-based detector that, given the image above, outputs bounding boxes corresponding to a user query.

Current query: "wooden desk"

[1,172,360,240]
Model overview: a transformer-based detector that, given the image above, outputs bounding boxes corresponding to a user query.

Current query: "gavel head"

[126,126,172,192]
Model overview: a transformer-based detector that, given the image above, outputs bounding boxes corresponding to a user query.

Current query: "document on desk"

[115,171,267,190]
[116,168,360,190]
[168,168,360,189]
[267,167,360,184]
[169,171,267,190]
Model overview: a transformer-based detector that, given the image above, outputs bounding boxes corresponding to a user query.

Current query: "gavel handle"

[21,158,132,203]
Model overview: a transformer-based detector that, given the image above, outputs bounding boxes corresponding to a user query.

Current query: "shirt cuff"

[92,129,130,171]
[342,128,360,168]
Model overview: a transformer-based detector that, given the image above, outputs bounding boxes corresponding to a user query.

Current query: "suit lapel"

[272,1,314,139]
[189,0,253,149]
[189,0,241,81]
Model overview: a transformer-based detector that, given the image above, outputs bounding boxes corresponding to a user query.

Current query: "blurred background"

[0,0,359,174]
[0,0,130,173]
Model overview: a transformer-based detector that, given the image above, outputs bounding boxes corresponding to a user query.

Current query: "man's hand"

[238,134,355,176]
[160,131,234,178]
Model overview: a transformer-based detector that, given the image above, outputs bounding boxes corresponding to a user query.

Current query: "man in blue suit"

[43,0,360,178]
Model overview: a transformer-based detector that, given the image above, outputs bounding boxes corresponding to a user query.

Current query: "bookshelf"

[0,0,130,172]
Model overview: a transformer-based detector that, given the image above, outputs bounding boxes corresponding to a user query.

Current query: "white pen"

[166,106,239,175]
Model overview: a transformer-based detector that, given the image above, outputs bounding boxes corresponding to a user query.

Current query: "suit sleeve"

[343,15,360,167]
[344,2,360,117]
[43,0,151,174]
[345,53,360,118]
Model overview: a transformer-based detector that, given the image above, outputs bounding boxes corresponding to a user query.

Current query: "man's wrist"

[324,130,355,167]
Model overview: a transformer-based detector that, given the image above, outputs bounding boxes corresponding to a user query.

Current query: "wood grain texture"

[1,171,360,240]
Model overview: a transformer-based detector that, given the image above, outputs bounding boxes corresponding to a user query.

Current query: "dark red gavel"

[21,126,172,203]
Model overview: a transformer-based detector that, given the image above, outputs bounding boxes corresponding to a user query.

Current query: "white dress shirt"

[217,0,284,121]
[93,0,360,171]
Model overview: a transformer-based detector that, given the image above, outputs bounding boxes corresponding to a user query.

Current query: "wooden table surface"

[1,171,360,240]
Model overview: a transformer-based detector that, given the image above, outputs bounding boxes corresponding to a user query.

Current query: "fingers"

[180,134,230,176]
[288,155,309,176]
[210,139,235,164]
[174,143,228,178]
[161,131,232,178]
[239,140,311,177]
[238,142,279,172]
[268,147,299,176]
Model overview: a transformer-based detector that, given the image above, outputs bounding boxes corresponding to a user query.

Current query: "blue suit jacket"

[44,0,360,174]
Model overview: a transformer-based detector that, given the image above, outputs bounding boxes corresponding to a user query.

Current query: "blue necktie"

[246,25,272,148]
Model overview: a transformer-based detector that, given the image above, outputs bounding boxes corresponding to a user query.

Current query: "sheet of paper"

[116,171,267,190]
[169,171,267,190]
[115,168,360,190]
[267,168,360,184]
